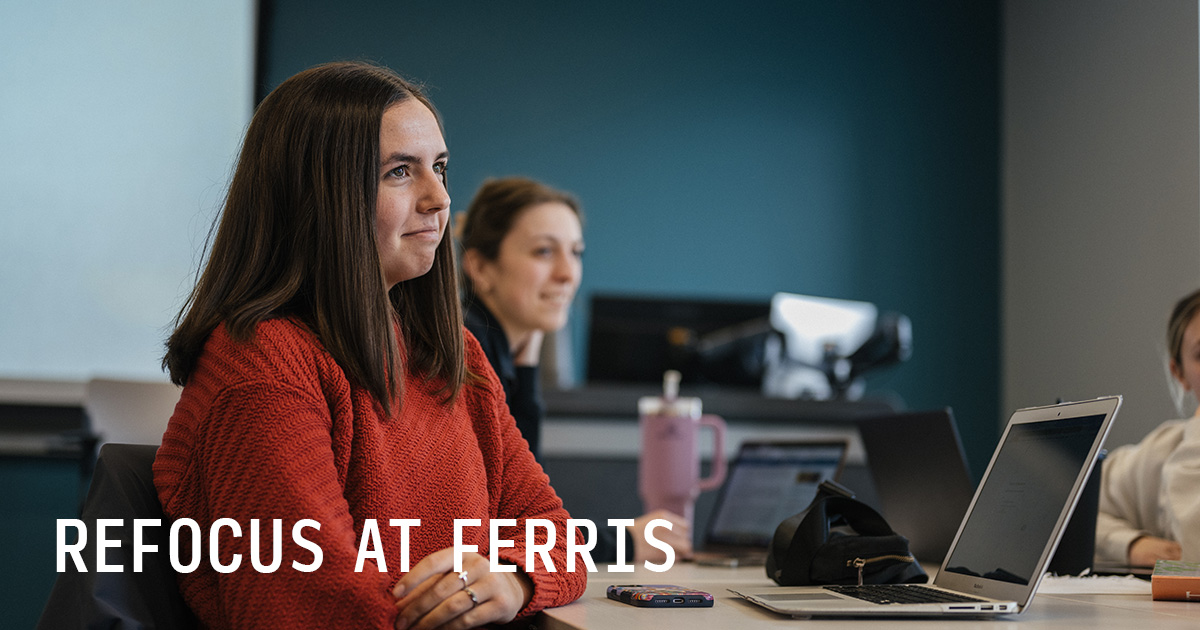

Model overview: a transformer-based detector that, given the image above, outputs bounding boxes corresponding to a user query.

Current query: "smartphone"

[606,584,714,608]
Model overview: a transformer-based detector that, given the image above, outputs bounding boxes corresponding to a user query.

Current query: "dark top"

[464,298,544,458]
[463,298,632,563]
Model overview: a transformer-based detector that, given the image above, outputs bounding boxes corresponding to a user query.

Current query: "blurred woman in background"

[1096,288,1200,565]
[458,177,692,564]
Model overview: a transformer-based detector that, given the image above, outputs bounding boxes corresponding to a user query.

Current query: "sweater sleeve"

[1095,420,1188,564]
[155,378,397,629]
[464,337,587,617]
[1162,417,1200,561]
[1096,444,1152,564]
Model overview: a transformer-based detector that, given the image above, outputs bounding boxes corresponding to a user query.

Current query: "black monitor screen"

[586,294,770,386]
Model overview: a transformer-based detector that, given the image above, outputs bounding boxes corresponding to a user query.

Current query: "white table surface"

[537,562,1200,630]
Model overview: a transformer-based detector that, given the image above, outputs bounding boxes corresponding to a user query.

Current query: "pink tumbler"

[637,370,727,526]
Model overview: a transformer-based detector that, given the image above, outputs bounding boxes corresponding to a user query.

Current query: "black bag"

[766,480,927,586]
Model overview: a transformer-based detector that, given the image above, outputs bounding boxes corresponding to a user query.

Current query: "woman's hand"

[512,330,544,367]
[632,509,693,564]
[392,549,533,630]
[1128,535,1182,567]
[511,326,544,364]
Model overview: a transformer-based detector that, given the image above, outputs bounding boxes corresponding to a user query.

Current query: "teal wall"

[261,1,1001,473]
[2,457,88,628]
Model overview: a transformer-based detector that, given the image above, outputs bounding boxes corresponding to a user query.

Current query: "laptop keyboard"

[825,584,988,605]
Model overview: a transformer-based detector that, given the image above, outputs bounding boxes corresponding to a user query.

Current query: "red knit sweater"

[153,319,586,629]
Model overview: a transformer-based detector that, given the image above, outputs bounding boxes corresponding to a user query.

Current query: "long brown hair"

[164,61,465,413]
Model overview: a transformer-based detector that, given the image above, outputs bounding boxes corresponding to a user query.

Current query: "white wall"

[1003,0,1200,448]
[0,0,255,382]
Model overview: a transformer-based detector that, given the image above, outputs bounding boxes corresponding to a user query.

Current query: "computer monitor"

[585,294,769,386]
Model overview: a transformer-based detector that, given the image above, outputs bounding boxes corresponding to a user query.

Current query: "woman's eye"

[433,161,447,175]
[387,165,409,179]
[573,248,585,259]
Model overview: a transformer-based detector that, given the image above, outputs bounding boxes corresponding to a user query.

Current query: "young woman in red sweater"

[155,61,586,630]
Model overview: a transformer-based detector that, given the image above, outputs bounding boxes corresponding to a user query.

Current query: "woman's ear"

[1170,359,1189,391]
[461,248,491,294]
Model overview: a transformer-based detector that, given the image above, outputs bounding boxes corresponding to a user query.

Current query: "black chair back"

[37,443,197,629]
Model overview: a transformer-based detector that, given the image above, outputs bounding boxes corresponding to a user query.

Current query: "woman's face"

[1172,312,1200,415]
[374,99,451,289]
[470,202,584,339]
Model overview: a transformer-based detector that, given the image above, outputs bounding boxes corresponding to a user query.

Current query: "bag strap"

[819,496,895,537]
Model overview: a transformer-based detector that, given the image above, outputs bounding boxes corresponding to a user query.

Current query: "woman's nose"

[417,173,450,214]
[554,251,581,284]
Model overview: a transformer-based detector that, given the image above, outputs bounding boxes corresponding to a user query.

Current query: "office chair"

[37,443,198,629]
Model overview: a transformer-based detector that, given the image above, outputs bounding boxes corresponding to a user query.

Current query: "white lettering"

[96,518,123,572]
[525,519,556,572]
[169,519,202,573]
[607,519,635,572]
[356,519,386,572]
[132,519,161,572]
[642,518,674,572]
[250,519,283,573]
[453,519,481,573]
[489,519,517,573]
[566,519,597,573]
[388,519,420,572]
[210,518,242,573]
[56,519,86,572]
[292,519,322,572]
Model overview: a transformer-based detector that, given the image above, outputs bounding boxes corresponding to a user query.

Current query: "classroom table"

[537,562,1200,630]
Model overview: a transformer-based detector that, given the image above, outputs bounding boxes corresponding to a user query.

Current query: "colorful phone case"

[606,584,715,608]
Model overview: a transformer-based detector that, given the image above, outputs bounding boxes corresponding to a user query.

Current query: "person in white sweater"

[1096,288,1200,566]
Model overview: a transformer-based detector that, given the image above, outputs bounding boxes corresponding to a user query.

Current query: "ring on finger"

[457,570,468,589]
[463,587,479,607]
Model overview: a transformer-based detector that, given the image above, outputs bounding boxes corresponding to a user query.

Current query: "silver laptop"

[731,396,1120,617]
[692,440,848,567]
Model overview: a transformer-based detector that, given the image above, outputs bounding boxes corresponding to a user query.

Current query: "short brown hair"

[457,177,581,294]
[164,61,465,413]
[1168,288,1200,369]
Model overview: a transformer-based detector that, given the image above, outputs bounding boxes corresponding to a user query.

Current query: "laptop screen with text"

[705,441,847,548]
[942,414,1106,585]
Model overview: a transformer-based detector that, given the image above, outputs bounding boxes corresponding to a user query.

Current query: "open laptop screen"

[705,441,847,548]
[942,414,1106,585]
